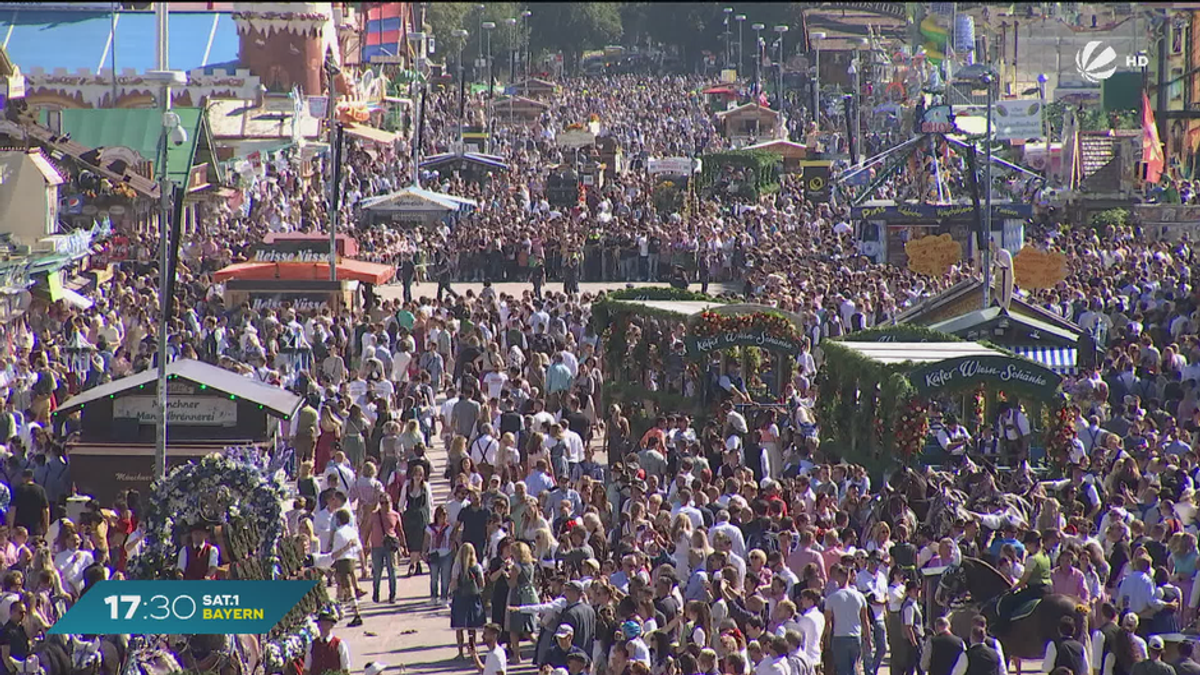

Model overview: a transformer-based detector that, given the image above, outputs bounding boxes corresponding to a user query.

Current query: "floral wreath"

[691,311,803,343]
[894,397,930,459]
[129,451,287,580]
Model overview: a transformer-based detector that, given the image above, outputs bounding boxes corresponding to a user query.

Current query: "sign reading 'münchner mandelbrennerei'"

[686,331,803,356]
[909,355,1062,397]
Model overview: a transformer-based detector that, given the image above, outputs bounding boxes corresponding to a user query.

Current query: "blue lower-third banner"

[50,580,318,635]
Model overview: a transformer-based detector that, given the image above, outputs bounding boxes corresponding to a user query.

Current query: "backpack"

[746,529,779,555]
[550,440,569,477]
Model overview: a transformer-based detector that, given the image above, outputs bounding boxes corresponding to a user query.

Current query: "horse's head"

[935,561,969,608]
[69,638,101,674]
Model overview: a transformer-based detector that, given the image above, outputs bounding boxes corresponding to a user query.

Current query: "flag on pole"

[1142,90,1165,184]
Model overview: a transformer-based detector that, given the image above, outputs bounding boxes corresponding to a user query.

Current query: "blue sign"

[50,580,317,635]
[850,203,1034,222]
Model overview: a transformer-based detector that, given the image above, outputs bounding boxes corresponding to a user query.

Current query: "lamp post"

[983,71,994,310]
[148,3,188,480]
[852,37,867,162]
[773,25,788,109]
[323,51,341,282]
[505,18,517,83]
[723,8,733,70]
[752,22,764,93]
[811,32,825,129]
[735,14,746,75]
[453,28,469,137]
[482,21,495,98]
[522,10,532,78]
[956,67,997,310]
[1037,72,1048,144]
[475,4,485,80]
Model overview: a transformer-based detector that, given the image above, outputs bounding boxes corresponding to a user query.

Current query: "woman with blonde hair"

[496,432,521,474]
[531,528,558,571]
[507,541,539,663]
[449,542,486,659]
[670,514,694,578]
[446,436,469,482]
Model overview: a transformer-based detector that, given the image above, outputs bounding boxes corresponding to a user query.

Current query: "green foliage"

[840,325,964,343]
[606,287,725,302]
[1090,207,1129,230]
[592,287,729,333]
[426,2,524,62]
[1045,102,1140,138]
[699,150,783,197]
[529,3,623,70]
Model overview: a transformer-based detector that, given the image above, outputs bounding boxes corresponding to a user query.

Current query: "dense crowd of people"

[5,59,1200,675]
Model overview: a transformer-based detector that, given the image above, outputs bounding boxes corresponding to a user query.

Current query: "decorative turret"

[232,2,339,95]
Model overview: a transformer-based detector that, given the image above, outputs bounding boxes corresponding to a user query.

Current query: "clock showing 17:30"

[51,580,317,635]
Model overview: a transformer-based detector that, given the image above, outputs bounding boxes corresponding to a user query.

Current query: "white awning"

[1009,346,1078,375]
[59,287,94,310]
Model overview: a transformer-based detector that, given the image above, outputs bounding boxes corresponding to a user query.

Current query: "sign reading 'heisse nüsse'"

[686,331,803,356]
[113,396,238,426]
[909,355,1062,396]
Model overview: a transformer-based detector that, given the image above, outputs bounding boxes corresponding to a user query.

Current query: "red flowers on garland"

[1045,403,1078,464]
[692,311,803,342]
[894,398,930,458]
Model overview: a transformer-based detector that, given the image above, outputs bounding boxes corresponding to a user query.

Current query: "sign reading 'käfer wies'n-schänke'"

[908,355,1062,397]
[685,331,803,357]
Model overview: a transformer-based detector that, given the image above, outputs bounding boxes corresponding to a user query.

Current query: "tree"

[425,2,523,63]
[529,3,623,73]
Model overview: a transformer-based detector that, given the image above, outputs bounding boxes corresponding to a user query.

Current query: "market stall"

[419,151,510,183]
[359,185,478,226]
[53,359,302,503]
[818,327,1071,475]
[212,233,393,313]
[594,288,807,425]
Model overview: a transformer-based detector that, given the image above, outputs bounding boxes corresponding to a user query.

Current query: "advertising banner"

[993,99,1044,141]
[51,580,317,635]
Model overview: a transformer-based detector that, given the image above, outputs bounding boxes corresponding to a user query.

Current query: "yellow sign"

[1013,246,1068,289]
[905,233,962,277]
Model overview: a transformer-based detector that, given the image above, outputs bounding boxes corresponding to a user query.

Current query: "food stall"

[54,359,302,503]
[213,233,394,312]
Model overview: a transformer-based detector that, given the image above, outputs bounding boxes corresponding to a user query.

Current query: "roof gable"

[55,107,219,185]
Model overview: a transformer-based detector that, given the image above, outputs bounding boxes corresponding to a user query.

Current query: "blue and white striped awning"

[1010,346,1078,375]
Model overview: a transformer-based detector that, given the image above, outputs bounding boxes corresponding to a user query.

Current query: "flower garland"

[1044,399,1077,464]
[691,311,803,343]
[971,385,986,432]
[264,615,318,673]
[894,398,930,458]
[129,452,287,581]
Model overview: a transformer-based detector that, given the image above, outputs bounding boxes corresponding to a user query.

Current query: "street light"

[723,8,734,70]
[955,67,997,310]
[452,28,469,133]
[852,37,868,161]
[773,25,788,110]
[810,32,825,129]
[522,10,532,78]
[735,14,746,75]
[482,21,495,98]
[1037,72,1048,144]
[148,3,188,479]
[505,18,518,83]
[475,4,485,80]
[752,23,765,93]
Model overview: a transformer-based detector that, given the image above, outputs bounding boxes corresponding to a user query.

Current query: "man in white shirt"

[709,510,747,559]
[329,509,364,627]
[472,623,506,675]
[855,552,889,675]
[561,426,585,469]
[303,611,352,675]
[796,588,825,667]
[470,425,501,483]
[672,489,705,530]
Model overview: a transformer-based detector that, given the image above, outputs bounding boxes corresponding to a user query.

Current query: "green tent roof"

[54,108,214,186]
